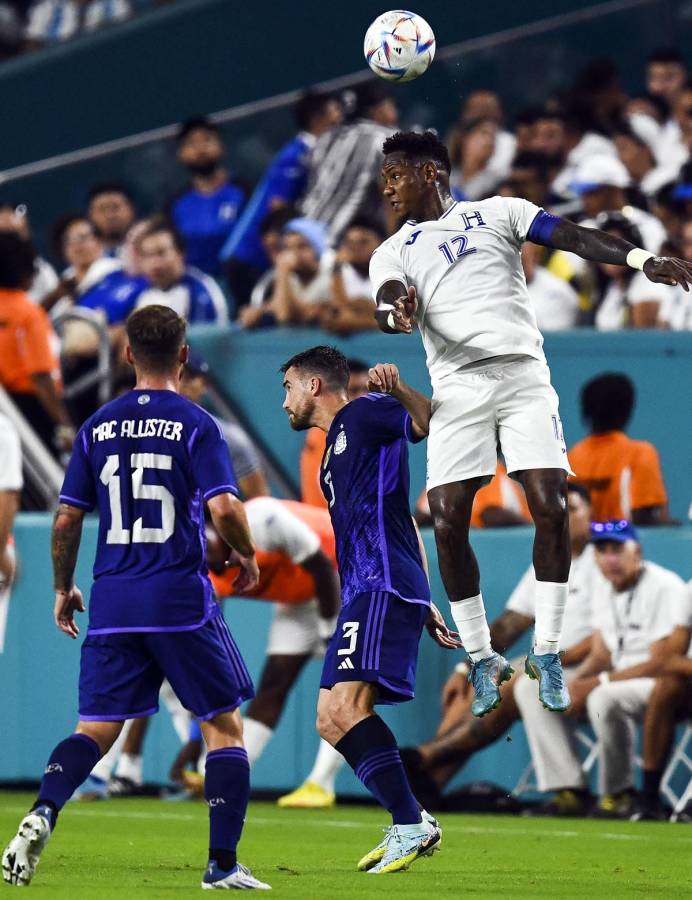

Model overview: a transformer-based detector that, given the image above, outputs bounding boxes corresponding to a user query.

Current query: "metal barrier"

[52,307,112,407]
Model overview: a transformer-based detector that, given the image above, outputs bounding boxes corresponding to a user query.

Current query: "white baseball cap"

[570,155,631,193]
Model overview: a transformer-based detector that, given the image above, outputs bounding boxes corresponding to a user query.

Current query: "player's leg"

[633,675,692,820]
[2,721,122,886]
[109,716,150,796]
[244,653,311,763]
[155,614,269,890]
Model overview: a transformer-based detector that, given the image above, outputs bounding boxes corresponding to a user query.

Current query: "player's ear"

[125,344,135,366]
[423,160,437,184]
[179,343,189,366]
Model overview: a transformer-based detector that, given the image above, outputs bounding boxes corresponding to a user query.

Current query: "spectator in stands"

[301,80,398,242]
[300,359,370,508]
[449,117,500,201]
[0,411,21,652]
[588,213,674,329]
[658,217,692,329]
[0,1,25,59]
[87,181,137,258]
[521,240,579,331]
[674,82,692,161]
[222,91,342,308]
[0,201,58,304]
[402,484,596,812]
[571,59,626,135]
[614,124,680,201]
[179,355,269,499]
[451,90,516,184]
[0,233,72,455]
[646,48,689,169]
[25,0,131,47]
[317,217,382,335]
[239,218,330,329]
[414,461,530,529]
[169,117,244,277]
[500,150,552,207]
[519,521,688,819]
[133,219,228,323]
[512,107,542,154]
[569,372,670,524]
[633,599,692,821]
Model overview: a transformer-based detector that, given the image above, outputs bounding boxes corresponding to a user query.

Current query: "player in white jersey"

[370,130,692,717]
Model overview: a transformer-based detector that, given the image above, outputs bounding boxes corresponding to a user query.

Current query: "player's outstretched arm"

[52,502,86,638]
[375,281,417,333]
[368,362,431,437]
[206,493,259,592]
[542,218,692,291]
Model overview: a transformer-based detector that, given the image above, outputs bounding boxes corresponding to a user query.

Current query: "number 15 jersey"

[59,389,238,634]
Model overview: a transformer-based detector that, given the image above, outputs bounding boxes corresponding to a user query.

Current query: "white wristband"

[598,671,611,685]
[386,311,396,329]
[626,248,654,271]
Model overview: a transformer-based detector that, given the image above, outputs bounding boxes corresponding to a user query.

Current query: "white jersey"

[244,497,320,564]
[370,197,546,386]
[590,561,689,671]
[505,544,599,649]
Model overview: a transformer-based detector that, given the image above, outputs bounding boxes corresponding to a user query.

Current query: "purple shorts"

[320,590,428,704]
[78,610,254,722]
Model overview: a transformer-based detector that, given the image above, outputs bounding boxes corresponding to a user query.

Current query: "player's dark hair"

[0,232,36,289]
[346,358,370,375]
[580,372,635,433]
[567,481,591,506]
[87,181,135,206]
[343,215,386,240]
[382,130,451,174]
[135,216,186,253]
[176,116,223,145]
[126,305,187,374]
[647,47,686,67]
[280,345,349,393]
[293,90,338,131]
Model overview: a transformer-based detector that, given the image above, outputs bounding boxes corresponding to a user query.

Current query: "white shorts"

[426,356,573,490]
[266,599,323,656]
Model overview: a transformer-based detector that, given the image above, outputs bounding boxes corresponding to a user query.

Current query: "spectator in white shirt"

[614,123,680,201]
[658,218,692,330]
[450,117,501,201]
[26,0,130,46]
[591,213,675,330]
[646,48,689,170]
[521,240,580,331]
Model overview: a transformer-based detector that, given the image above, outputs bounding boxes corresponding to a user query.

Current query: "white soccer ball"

[364,10,435,83]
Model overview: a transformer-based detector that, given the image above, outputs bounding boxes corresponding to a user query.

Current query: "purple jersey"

[59,390,238,634]
[319,393,430,608]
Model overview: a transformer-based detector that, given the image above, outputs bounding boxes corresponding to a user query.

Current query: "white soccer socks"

[533,580,568,655]
[449,594,493,662]
[242,718,274,765]
[305,739,345,794]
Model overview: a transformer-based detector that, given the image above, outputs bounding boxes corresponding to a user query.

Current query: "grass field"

[2,792,692,897]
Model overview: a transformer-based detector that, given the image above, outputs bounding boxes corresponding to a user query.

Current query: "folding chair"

[660,722,692,821]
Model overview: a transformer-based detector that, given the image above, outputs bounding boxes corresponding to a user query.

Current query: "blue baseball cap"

[590,520,639,544]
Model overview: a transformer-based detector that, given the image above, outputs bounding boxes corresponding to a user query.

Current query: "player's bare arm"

[0,487,19,585]
[375,282,417,334]
[543,218,692,291]
[488,610,533,656]
[368,362,431,437]
[51,503,86,639]
[301,549,340,621]
[206,493,259,592]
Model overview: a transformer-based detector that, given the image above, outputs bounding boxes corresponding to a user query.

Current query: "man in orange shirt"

[0,233,72,456]
[569,373,669,524]
[209,497,344,807]
[301,358,370,507]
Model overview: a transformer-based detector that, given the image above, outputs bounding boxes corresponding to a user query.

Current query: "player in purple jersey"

[2,306,270,892]
[281,346,459,874]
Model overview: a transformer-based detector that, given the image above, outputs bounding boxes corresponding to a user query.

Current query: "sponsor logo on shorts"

[337,657,355,670]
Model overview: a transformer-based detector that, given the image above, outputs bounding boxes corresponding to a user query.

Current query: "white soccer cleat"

[201,861,271,890]
[2,813,52,886]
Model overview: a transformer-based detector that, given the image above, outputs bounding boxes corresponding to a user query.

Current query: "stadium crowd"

[1,43,691,825]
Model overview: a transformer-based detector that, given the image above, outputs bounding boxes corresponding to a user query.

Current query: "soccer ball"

[364,10,435,83]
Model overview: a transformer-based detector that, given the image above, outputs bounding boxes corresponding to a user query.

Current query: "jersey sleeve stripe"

[203,484,239,501]
[58,494,94,511]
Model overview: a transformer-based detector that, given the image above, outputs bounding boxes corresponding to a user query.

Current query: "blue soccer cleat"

[525,651,570,711]
[2,812,52,886]
[201,861,271,890]
[368,823,441,874]
[469,653,514,717]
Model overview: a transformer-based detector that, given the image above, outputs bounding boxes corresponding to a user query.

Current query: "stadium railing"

[661,723,692,820]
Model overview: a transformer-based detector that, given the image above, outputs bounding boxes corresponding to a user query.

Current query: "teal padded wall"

[2,516,691,796]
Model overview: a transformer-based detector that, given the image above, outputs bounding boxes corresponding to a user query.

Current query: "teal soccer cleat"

[357,810,440,871]
[367,823,441,874]
[469,653,514,717]
[525,651,570,711]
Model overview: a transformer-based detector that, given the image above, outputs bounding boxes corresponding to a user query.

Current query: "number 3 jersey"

[369,197,549,387]
[319,393,430,609]
[59,389,238,634]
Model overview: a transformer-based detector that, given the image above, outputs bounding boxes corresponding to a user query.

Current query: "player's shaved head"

[382,130,451,173]
[126,305,187,375]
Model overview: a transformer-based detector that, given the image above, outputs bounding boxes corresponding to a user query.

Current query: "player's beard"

[287,397,315,431]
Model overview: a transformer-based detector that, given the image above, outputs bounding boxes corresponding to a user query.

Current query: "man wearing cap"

[517,520,689,818]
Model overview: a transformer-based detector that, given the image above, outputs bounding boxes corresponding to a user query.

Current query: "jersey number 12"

[100,453,175,545]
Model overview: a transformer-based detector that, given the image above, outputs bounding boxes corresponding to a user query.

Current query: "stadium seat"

[512,726,601,796]
[660,722,692,821]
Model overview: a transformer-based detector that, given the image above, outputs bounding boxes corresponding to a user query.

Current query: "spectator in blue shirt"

[132,219,228,324]
[87,181,137,259]
[169,117,245,277]
[222,90,342,308]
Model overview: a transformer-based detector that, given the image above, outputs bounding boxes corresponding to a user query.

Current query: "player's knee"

[532,494,567,532]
